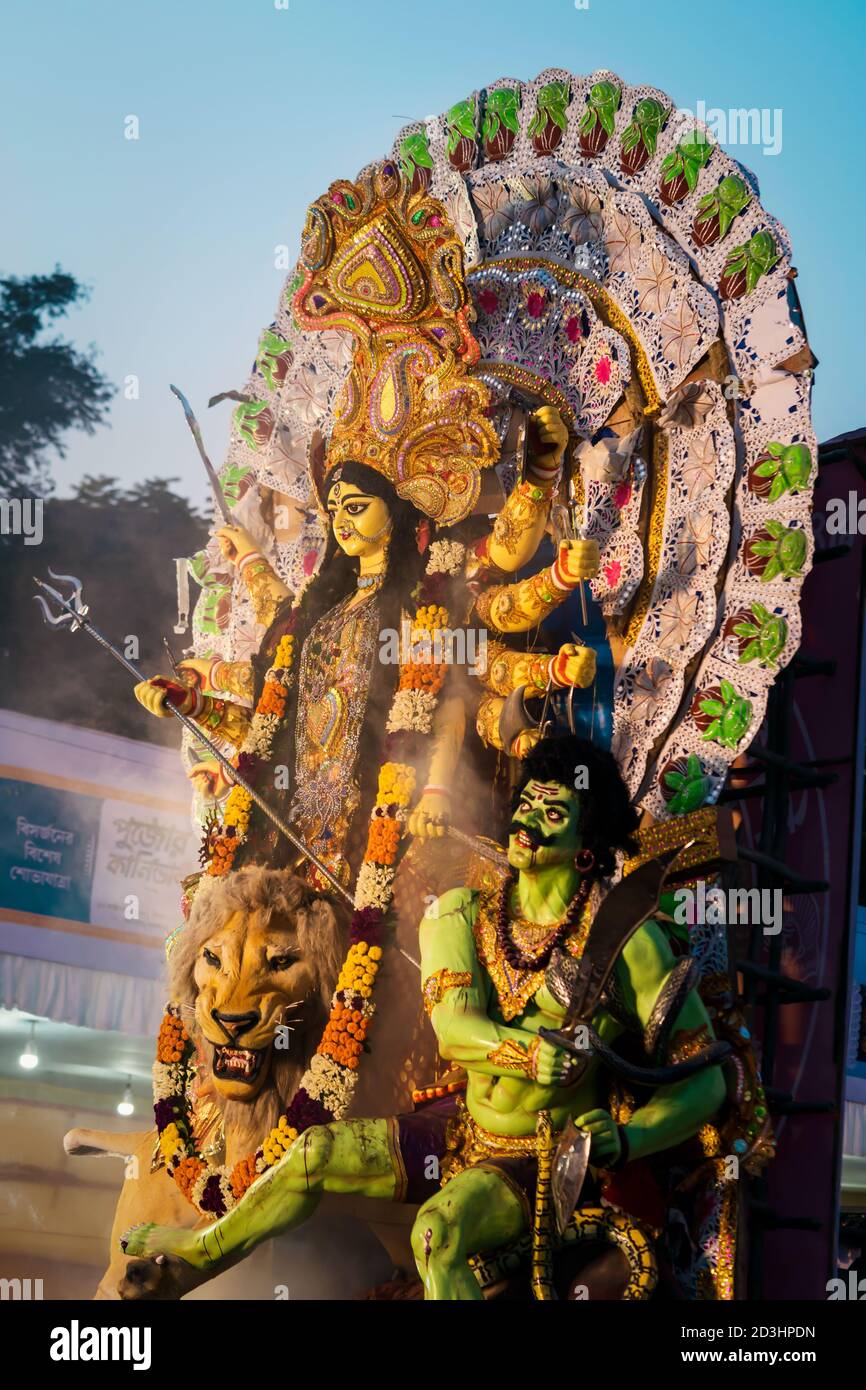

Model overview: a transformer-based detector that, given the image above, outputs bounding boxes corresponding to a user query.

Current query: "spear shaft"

[33,578,353,905]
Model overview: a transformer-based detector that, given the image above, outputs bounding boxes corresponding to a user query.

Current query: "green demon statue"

[119,736,728,1300]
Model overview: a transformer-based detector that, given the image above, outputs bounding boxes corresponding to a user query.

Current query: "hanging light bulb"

[19,1021,38,1070]
[116,1076,134,1117]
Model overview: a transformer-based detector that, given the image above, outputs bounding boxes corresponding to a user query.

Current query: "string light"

[18,1021,38,1071]
[116,1076,134,1117]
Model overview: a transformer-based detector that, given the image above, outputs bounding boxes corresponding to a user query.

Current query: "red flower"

[526,291,546,319]
[235,752,259,782]
[613,481,632,509]
[478,288,499,314]
[603,560,622,587]
[595,355,612,384]
[565,315,582,344]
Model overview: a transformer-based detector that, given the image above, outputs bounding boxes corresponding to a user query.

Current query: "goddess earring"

[415,517,432,554]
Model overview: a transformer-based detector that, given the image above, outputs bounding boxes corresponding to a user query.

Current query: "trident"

[33,571,353,906]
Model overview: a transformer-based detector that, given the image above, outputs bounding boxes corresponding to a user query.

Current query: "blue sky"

[3,0,864,506]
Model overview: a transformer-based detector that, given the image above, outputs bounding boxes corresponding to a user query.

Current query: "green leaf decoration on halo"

[697,679,752,750]
[745,231,780,292]
[726,230,780,292]
[485,88,520,139]
[641,122,661,157]
[695,174,751,239]
[257,330,292,394]
[716,175,752,238]
[735,601,788,669]
[680,130,714,161]
[751,521,806,582]
[188,549,212,585]
[590,80,621,137]
[235,400,270,451]
[660,130,713,193]
[219,462,251,506]
[446,99,477,155]
[631,97,668,155]
[530,79,570,136]
[664,753,711,815]
[756,443,811,503]
[739,639,762,664]
[398,132,434,181]
[621,122,642,153]
[767,474,788,503]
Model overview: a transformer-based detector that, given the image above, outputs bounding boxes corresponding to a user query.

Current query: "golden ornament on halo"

[293,163,500,526]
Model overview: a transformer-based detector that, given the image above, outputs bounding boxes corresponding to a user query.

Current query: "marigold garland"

[203,629,297,878]
[154,543,466,1217]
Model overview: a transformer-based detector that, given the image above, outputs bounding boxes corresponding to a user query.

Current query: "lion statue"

[65,867,429,1299]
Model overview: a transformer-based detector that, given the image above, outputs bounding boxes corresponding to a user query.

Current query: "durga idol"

[132,164,600,892]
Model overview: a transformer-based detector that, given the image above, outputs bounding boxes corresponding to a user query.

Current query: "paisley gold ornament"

[295,164,499,525]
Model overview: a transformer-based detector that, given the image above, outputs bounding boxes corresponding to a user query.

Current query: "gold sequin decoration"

[472,256,663,415]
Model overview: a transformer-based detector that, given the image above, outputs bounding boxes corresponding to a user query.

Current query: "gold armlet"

[195,697,251,750]
[475,566,573,635]
[475,693,505,751]
[422,969,473,1018]
[485,644,552,697]
[487,1037,535,1077]
[666,1024,714,1066]
[488,480,552,563]
[532,564,573,610]
[212,659,254,704]
[240,555,291,627]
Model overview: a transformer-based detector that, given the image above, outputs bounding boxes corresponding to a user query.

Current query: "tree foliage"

[0,477,208,742]
[0,269,114,495]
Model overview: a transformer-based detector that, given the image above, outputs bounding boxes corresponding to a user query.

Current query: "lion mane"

[170,867,347,1156]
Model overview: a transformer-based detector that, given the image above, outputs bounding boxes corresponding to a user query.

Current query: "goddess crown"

[293,162,499,525]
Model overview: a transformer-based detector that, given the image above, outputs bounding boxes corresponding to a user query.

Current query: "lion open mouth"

[211,1045,265,1083]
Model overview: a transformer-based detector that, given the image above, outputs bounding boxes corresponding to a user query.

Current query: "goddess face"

[326,479,392,559]
[508,777,582,872]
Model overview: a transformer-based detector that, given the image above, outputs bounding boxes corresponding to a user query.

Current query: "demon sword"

[33,571,353,905]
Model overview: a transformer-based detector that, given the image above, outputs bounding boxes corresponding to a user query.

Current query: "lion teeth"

[214,1047,260,1079]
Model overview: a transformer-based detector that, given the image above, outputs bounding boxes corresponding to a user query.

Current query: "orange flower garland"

[154,542,467,1218]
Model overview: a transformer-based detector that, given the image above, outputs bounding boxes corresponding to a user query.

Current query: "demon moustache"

[508,820,560,849]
